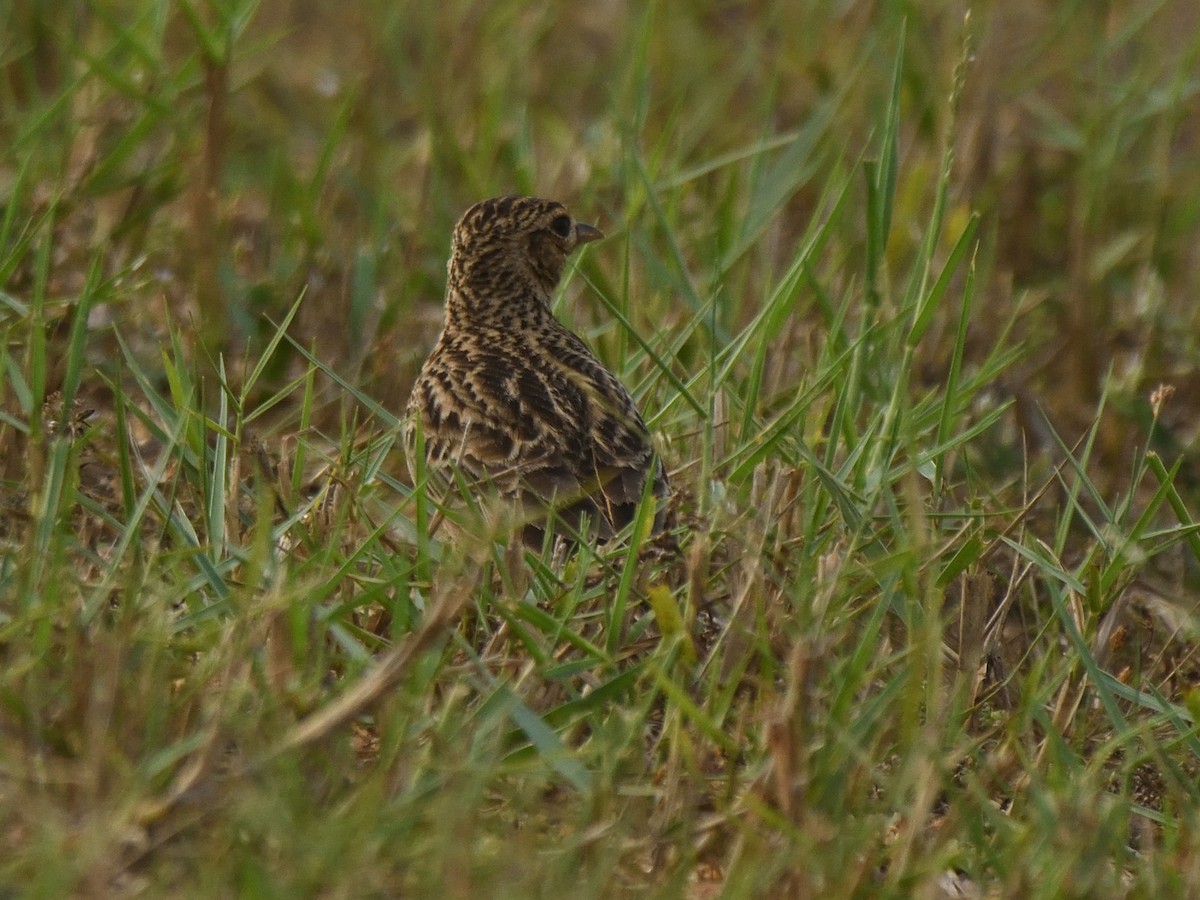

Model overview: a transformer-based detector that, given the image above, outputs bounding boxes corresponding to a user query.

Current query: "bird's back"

[406,316,666,539]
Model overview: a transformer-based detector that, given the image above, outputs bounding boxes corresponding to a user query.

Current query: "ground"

[2,2,1200,896]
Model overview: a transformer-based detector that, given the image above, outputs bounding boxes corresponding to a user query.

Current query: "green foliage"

[2,1,1200,896]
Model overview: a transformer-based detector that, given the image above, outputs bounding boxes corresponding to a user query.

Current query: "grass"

[3,1,1200,896]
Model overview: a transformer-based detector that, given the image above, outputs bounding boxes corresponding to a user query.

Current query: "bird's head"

[447,195,604,316]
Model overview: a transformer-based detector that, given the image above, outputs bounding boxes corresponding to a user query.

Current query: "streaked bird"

[404,195,667,543]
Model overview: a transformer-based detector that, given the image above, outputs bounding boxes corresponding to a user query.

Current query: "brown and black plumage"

[404,195,667,541]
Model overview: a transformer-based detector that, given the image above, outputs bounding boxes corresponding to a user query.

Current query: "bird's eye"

[549,214,572,238]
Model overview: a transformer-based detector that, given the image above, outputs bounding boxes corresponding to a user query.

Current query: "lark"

[404,195,668,542]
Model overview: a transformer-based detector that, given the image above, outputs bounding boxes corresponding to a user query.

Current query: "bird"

[403,195,668,544]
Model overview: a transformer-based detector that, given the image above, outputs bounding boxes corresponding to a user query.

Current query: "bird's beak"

[574,222,604,245]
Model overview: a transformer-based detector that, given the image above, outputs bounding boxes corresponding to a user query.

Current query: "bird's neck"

[445,265,555,329]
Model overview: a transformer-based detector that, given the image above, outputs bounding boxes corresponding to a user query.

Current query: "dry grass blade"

[3,2,1200,895]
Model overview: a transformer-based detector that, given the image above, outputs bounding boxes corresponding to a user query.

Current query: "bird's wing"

[406,329,666,535]
[534,329,668,530]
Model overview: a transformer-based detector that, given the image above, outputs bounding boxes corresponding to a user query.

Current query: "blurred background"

[3,0,1200,480]
[5,4,1200,891]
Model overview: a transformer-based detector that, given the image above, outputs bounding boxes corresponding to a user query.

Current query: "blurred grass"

[3,0,1200,896]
